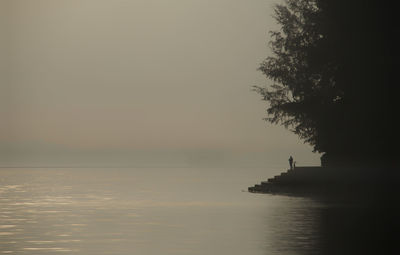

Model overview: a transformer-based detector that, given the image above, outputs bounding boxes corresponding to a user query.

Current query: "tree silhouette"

[255,0,396,166]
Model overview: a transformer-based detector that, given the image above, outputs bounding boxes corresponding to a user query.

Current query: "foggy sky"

[0,0,320,167]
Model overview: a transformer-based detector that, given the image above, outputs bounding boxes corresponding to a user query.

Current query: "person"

[288,156,294,170]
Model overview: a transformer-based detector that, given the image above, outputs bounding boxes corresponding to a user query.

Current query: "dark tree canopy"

[255,0,396,166]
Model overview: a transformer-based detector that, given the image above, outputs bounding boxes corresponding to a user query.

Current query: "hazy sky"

[0,0,320,166]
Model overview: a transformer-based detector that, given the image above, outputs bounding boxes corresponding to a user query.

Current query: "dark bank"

[248,166,399,197]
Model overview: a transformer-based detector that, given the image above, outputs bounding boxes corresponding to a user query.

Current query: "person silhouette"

[289,156,294,170]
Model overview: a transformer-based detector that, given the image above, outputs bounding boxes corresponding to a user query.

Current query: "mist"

[0,0,320,167]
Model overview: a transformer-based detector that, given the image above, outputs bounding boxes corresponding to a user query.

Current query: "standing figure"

[288,156,294,170]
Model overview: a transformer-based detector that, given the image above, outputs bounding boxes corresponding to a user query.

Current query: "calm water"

[0,167,395,254]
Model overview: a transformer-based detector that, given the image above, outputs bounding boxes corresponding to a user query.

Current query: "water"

[0,167,395,254]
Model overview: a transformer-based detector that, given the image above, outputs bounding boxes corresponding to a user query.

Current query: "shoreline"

[248,166,400,198]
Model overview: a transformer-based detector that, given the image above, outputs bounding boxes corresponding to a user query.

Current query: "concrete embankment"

[248,166,399,196]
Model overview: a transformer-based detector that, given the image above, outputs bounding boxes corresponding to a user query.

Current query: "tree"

[255,0,396,166]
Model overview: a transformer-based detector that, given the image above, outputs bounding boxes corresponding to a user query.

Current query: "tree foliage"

[255,0,396,165]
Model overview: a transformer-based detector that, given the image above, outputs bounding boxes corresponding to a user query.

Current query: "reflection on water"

[0,168,396,254]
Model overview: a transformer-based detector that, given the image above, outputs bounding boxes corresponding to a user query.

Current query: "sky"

[0,0,321,167]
